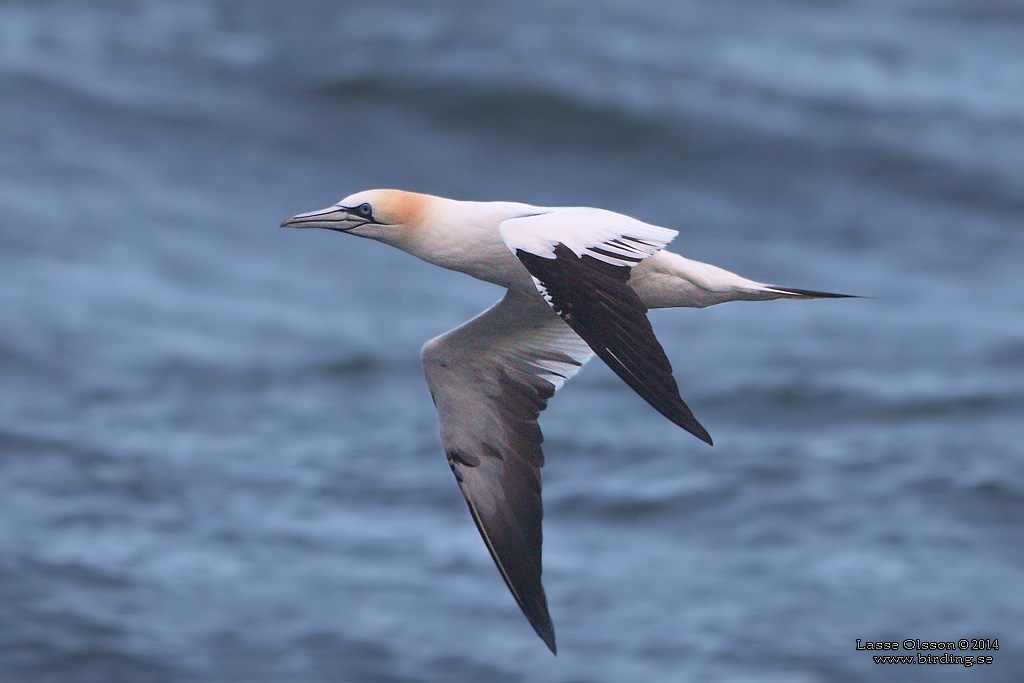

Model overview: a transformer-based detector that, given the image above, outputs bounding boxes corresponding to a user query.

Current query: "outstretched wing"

[500,208,713,445]
[420,289,593,654]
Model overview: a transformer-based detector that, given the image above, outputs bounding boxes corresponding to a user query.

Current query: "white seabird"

[282,189,852,654]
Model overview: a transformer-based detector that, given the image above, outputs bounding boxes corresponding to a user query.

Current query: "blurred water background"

[2,1,1023,681]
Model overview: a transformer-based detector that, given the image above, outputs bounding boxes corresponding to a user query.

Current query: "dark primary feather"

[421,292,591,654]
[517,243,713,445]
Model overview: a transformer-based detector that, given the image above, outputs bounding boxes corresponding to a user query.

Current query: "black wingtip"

[529,611,557,655]
[674,412,713,446]
[526,614,557,654]
[657,396,714,446]
[693,424,714,447]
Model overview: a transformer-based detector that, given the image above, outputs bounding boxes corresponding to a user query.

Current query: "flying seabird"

[282,189,852,654]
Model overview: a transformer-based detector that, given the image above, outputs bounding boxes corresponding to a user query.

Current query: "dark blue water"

[2,1,1023,680]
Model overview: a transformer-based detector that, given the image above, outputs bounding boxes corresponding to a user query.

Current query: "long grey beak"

[280,205,359,230]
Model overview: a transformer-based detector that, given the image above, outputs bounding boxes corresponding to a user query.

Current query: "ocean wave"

[4,0,1023,210]
[303,73,1024,213]
[704,381,1023,425]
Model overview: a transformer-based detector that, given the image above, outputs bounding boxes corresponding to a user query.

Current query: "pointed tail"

[759,285,862,300]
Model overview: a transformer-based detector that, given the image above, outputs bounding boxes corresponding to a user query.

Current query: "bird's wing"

[420,289,594,654]
[500,208,712,445]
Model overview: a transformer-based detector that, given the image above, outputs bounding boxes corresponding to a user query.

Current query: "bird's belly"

[423,242,535,292]
[630,268,708,309]
[459,254,536,291]
[630,251,716,309]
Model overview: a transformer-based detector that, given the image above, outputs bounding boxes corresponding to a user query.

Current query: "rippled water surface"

[2,1,1023,681]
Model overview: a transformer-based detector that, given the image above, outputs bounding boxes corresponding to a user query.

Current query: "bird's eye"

[357,203,373,218]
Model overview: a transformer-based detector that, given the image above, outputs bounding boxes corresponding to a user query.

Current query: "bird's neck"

[399,199,537,288]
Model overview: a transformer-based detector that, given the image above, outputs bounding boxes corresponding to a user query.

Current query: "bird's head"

[281,189,430,248]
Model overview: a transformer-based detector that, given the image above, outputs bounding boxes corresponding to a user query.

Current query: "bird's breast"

[405,223,534,290]
[450,246,535,290]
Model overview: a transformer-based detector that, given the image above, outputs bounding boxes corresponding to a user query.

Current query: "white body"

[386,196,773,309]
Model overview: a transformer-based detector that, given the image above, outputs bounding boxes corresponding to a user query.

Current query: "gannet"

[282,189,851,654]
